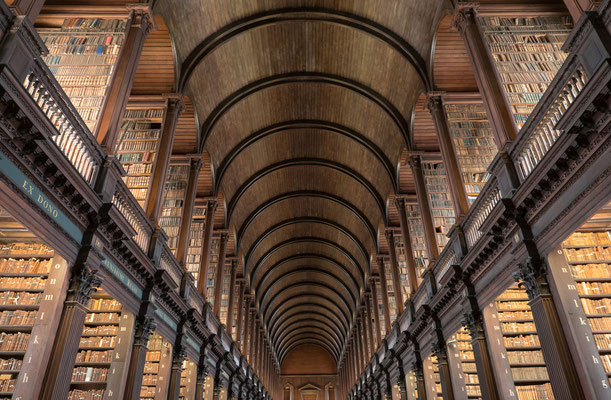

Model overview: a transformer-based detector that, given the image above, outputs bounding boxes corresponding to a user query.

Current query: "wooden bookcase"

[70,290,134,400]
[159,161,190,255]
[405,369,419,400]
[219,261,230,326]
[384,262,398,322]
[139,332,172,400]
[179,358,197,400]
[0,208,69,400]
[447,327,482,399]
[444,103,496,204]
[38,18,127,132]
[422,162,456,251]
[478,16,573,129]
[185,203,206,281]
[405,203,429,282]
[205,237,220,307]
[423,354,443,400]
[116,106,165,208]
[493,285,553,400]
[393,234,413,300]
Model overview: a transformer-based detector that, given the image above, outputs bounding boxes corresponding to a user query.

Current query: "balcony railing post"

[0,14,45,82]
[563,9,611,77]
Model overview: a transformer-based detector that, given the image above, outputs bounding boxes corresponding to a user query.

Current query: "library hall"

[0,0,607,399]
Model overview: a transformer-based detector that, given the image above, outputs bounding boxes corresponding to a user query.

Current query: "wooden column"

[176,157,202,265]
[41,267,103,400]
[242,298,250,354]
[123,310,157,400]
[432,337,454,400]
[426,94,469,218]
[462,308,500,400]
[356,321,364,370]
[365,292,375,357]
[395,198,419,294]
[385,230,405,314]
[167,338,186,400]
[198,199,218,296]
[376,258,392,333]
[236,281,245,344]
[513,259,586,399]
[408,155,439,261]
[369,277,382,346]
[213,232,229,317]
[225,259,238,330]
[8,0,44,23]
[145,94,185,223]
[360,313,369,364]
[97,4,155,153]
[454,5,517,149]
[249,313,256,364]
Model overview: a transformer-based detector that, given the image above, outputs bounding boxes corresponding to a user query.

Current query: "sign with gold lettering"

[0,150,82,242]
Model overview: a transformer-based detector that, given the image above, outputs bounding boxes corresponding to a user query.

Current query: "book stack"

[206,237,221,306]
[69,293,122,399]
[563,230,611,384]
[38,18,128,132]
[448,327,482,399]
[139,333,172,399]
[405,204,429,281]
[0,242,54,398]
[392,234,412,300]
[116,108,165,207]
[479,16,573,128]
[495,285,553,399]
[185,205,206,280]
[444,103,496,204]
[159,162,190,254]
[422,162,456,251]
[425,354,443,400]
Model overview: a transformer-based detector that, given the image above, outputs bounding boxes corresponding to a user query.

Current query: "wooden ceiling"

[154,0,450,366]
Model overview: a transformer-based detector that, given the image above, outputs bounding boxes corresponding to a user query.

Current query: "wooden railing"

[112,182,152,251]
[23,59,105,186]
[462,177,502,249]
[511,54,588,181]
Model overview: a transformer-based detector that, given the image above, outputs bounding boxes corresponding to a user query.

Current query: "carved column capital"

[513,257,549,299]
[164,92,185,115]
[127,3,156,34]
[70,266,104,306]
[173,345,187,367]
[135,315,157,346]
[426,92,445,113]
[461,309,485,340]
[207,199,219,214]
[431,339,447,363]
[384,229,394,241]
[453,3,479,32]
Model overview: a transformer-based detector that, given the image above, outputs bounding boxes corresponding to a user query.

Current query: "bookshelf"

[186,204,206,280]
[405,204,429,281]
[230,280,240,337]
[159,161,190,255]
[116,107,165,208]
[478,16,573,128]
[495,285,553,400]
[179,358,196,400]
[444,103,496,204]
[205,237,220,306]
[393,234,413,299]
[422,162,456,251]
[561,230,611,384]
[70,290,133,400]
[405,369,419,400]
[424,354,443,400]
[219,262,230,325]
[139,332,172,400]
[384,262,398,322]
[374,279,387,338]
[447,327,482,399]
[38,18,127,133]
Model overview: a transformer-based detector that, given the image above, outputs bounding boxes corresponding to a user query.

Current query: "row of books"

[0,376,15,393]
[0,332,30,351]
[0,258,51,274]
[581,298,611,315]
[0,277,46,290]
[79,336,116,348]
[88,298,121,312]
[75,350,113,363]
[84,313,120,324]
[499,310,533,321]
[0,243,53,256]
[44,54,120,66]
[71,366,108,383]
[82,325,118,336]
[511,366,549,381]
[42,34,123,47]
[0,358,21,371]
[504,334,540,348]
[67,389,104,400]
[564,232,611,247]
[516,384,554,400]
[61,18,127,32]
[0,310,37,326]
[507,350,544,364]
[564,247,611,262]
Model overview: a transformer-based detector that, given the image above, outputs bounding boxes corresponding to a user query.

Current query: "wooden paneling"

[281,344,337,375]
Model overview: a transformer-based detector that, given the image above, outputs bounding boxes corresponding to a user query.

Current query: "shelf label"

[101,255,143,298]
[0,150,82,242]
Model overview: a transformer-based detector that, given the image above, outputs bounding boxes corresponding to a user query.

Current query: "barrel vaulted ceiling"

[156,0,445,368]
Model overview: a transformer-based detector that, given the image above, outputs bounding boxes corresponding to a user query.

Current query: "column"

[198,199,218,296]
[213,232,229,317]
[454,5,517,149]
[8,0,45,23]
[242,298,250,354]
[235,281,245,344]
[225,259,238,329]
[395,198,419,294]
[376,258,392,333]
[356,322,364,370]
[563,0,599,21]
[249,313,256,364]
[426,94,469,217]
[145,94,185,222]
[195,358,209,400]
[385,230,404,314]
[176,157,202,265]
[365,293,375,356]
[513,259,586,399]
[167,338,186,400]
[408,155,439,261]
[41,266,103,400]
[97,4,155,152]
[462,308,500,400]
[361,313,369,364]
[432,337,454,400]
[123,311,157,400]
[369,277,382,347]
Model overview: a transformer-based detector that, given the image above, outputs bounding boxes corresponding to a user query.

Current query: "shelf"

[74,362,112,367]
[0,325,33,332]
[0,272,48,277]
[585,314,611,318]
[0,254,53,259]
[0,351,26,356]
[568,260,610,265]
[0,304,40,310]
[501,331,538,336]
[510,363,546,367]
[512,379,550,385]
[78,346,115,351]
[0,288,44,293]
[563,244,611,249]
[574,277,611,282]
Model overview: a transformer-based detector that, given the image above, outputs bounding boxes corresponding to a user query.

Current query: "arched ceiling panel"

[267,296,350,337]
